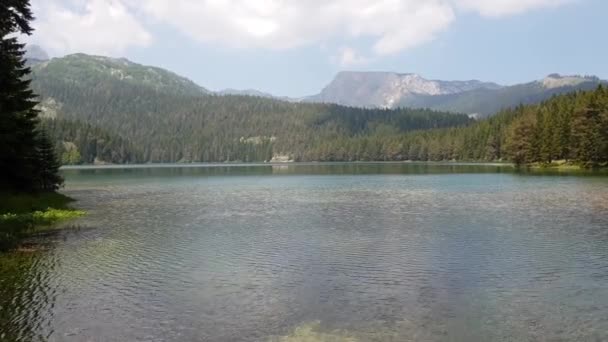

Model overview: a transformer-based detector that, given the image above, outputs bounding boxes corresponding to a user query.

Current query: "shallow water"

[1,163,608,341]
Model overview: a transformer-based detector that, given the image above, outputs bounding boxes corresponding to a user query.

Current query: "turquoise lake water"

[1,163,608,341]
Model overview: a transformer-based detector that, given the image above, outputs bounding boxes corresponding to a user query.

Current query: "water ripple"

[1,168,608,341]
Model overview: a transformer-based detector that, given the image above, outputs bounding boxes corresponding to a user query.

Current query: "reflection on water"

[1,163,608,341]
[0,252,56,341]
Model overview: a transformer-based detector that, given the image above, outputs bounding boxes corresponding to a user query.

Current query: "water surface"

[2,163,608,341]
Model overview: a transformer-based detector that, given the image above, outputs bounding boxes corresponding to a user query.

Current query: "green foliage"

[30,54,473,163]
[0,0,63,192]
[33,130,64,190]
[0,191,74,213]
[0,1,39,191]
[399,79,604,117]
[60,142,82,165]
[31,53,208,96]
[0,192,82,251]
[504,115,537,165]
[295,87,608,165]
[0,1,34,36]
[388,87,608,166]
[26,54,608,166]
[0,208,84,251]
[36,86,608,166]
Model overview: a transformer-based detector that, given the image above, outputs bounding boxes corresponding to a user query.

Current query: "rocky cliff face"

[306,71,502,108]
[540,74,600,89]
[304,71,605,116]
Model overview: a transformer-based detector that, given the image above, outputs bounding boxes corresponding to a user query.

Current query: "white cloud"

[134,0,455,57]
[333,47,370,67]
[27,0,576,60]
[27,0,152,56]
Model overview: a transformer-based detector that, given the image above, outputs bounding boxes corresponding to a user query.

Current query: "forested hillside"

[41,119,144,164]
[398,77,603,117]
[31,54,607,166]
[304,87,608,165]
[32,54,208,96]
[32,54,472,164]
[305,71,605,116]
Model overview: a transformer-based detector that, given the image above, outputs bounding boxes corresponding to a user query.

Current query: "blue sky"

[26,0,608,97]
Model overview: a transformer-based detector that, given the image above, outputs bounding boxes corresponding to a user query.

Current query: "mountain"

[396,74,604,117]
[24,44,49,65]
[31,53,209,97]
[216,88,295,102]
[217,88,276,98]
[306,71,502,108]
[30,54,472,164]
[304,86,608,165]
[305,71,605,117]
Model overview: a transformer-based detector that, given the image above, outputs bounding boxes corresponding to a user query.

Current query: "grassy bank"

[528,160,608,170]
[0,192,85,251]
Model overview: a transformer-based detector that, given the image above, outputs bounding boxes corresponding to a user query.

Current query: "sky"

[24,0,608,97]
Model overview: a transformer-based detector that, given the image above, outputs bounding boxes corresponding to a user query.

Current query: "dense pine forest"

[30,55,473,163]
[305,87,608,165]
[39,102,471,164]
[37,72,607,166]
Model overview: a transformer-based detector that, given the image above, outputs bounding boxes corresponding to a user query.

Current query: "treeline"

[41,119,144,164]
[40,101,471,164]
[31,57,472,163]
[399,78,603,117]
[31,53,607,165]
[42,86,608,166]
[305,86,608,165]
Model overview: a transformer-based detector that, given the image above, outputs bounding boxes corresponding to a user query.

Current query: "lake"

[1,163,608,341]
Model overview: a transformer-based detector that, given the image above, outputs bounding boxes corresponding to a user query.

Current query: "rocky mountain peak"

[308,71,502,108]
[25,45,49,65]
[541,74,600,89]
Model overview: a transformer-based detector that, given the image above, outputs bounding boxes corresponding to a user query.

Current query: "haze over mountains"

[23,46,608,165]
[305,72,502,109]
[26,46,606,118]
[306,72,604,117]
[29,51,472,164]
[24,44,50,66]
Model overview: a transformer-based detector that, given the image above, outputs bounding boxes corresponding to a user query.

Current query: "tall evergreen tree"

[0,0,39,191]
[34,130,63,191]
[1,0,62,191]
[504,116,537,166]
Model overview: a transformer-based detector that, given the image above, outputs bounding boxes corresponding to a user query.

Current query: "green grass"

[0,191,74,213]
[0,192,85,251]
[528,160,608,170]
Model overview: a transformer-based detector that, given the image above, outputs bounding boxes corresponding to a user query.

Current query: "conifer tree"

[34,130,63,191]
[505,116,536,165]
[0,0,40,191]
[1,0,62,191]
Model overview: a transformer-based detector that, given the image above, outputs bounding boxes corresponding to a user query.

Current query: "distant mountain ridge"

[30,53,209,97]
[394,74,604,117]
[25,46,606,118]
[24,44,49,66]
[29,52,471,164]
[303,71,605,117]
[217,88,275,98]
[305,71,503,108]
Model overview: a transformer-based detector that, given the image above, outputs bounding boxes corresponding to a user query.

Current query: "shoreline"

[60,160,516,170]
[0,192,85,252]
[59,160,608,172]
[526,161,608,171]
